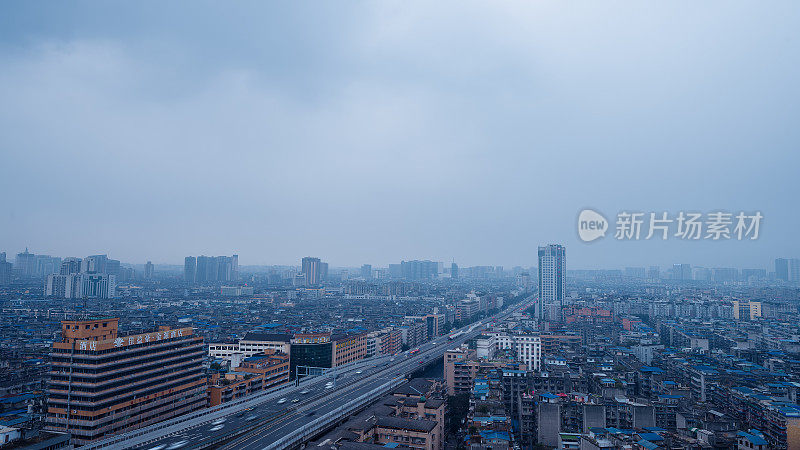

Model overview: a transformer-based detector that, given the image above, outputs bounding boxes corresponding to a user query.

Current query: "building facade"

[538,244,566,322]
[46,318,206,446]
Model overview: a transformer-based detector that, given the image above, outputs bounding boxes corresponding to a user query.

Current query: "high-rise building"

[400,260,439,280]
[538,244,566,322]
[14,248,36,278]
[231,254,239,281]
[185,255,237,284]
[105,258,120,277]
[60,257,82,275]
[144,261,154,279]
[184,256,196,283]
[775,258,789,281]
[451,262,459,280]
[301,257,322,286]
[45,273,116,299]
[790,259,800,283]
[0,252,11,285]
[672,263,692,280]
[0,261,11,285]
[648,266,660,280]
[35,255,61,277]
[361,264,372,279]
[320,262,328,282]
[45,318,205,445]
[516,272,531,291]
[81,255,108,274]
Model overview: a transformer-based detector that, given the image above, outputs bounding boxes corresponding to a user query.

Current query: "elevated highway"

[83,295,535,450]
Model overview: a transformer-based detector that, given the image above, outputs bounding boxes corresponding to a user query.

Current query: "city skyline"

[1,245,796,275]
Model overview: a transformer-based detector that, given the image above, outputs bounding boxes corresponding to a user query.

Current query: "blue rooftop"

[639,432,664,441]
[637,439,659,450]
[737,431,768,446]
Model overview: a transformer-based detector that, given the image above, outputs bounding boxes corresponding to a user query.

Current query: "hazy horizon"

[2,2,799,269]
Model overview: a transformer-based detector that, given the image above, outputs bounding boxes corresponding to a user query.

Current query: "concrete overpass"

[83,295,535,450]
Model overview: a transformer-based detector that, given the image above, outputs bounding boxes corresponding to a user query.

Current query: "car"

[306,410,316,416]
[209,425,224,432]
[292,398,299,403]
[418,360,424,364]
[167,441,189,450]
[325,384,334,389]
[300,390,310,395]
[277,398,287,404]
[212,418,226,425]
[355,370,362,374]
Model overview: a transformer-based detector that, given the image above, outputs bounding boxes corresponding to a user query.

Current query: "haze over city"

[2,2,799,268]
[2,3,800,450]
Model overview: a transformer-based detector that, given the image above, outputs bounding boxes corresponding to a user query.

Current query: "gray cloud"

[1,1,798,268]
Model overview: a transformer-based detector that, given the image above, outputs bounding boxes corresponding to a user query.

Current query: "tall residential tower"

[538,244,566,322]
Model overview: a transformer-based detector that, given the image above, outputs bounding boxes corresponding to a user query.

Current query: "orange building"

[331,332,367,367]
[46,318,206,446]
[208,350,290,407]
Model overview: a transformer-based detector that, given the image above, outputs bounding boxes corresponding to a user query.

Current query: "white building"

[495,333,542,370]
[209,333,291,361]
[476,335,496,360]
[0,426,21,446]
[45,273,116,299]
[538,244,566,322]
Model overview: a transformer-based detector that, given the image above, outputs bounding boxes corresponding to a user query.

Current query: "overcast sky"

[1,1,799,269]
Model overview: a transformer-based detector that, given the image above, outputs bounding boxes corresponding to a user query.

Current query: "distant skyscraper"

[46,273,116,299]
[320,262,328,282]
[301,257,321,286]
[0,254,11,285]
[388,264,402,278]
[183,254,236,284]
[451,262,458,280]
[789,259,800,283]
[60,257,82,275]
[14,248,36,278]
[231,254,239,281]
[775,258,789,281]
[144,261,154,279]
[184,256,197,283]
[361,264,372,279]
[105,258,121,277]
[196,256,214,282]
[672,263,692,280]
[400,260,438,280]
[648,266,660,280]
[538,244,566,322]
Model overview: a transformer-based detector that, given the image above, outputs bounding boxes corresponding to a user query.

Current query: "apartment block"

[46,318,205,446]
